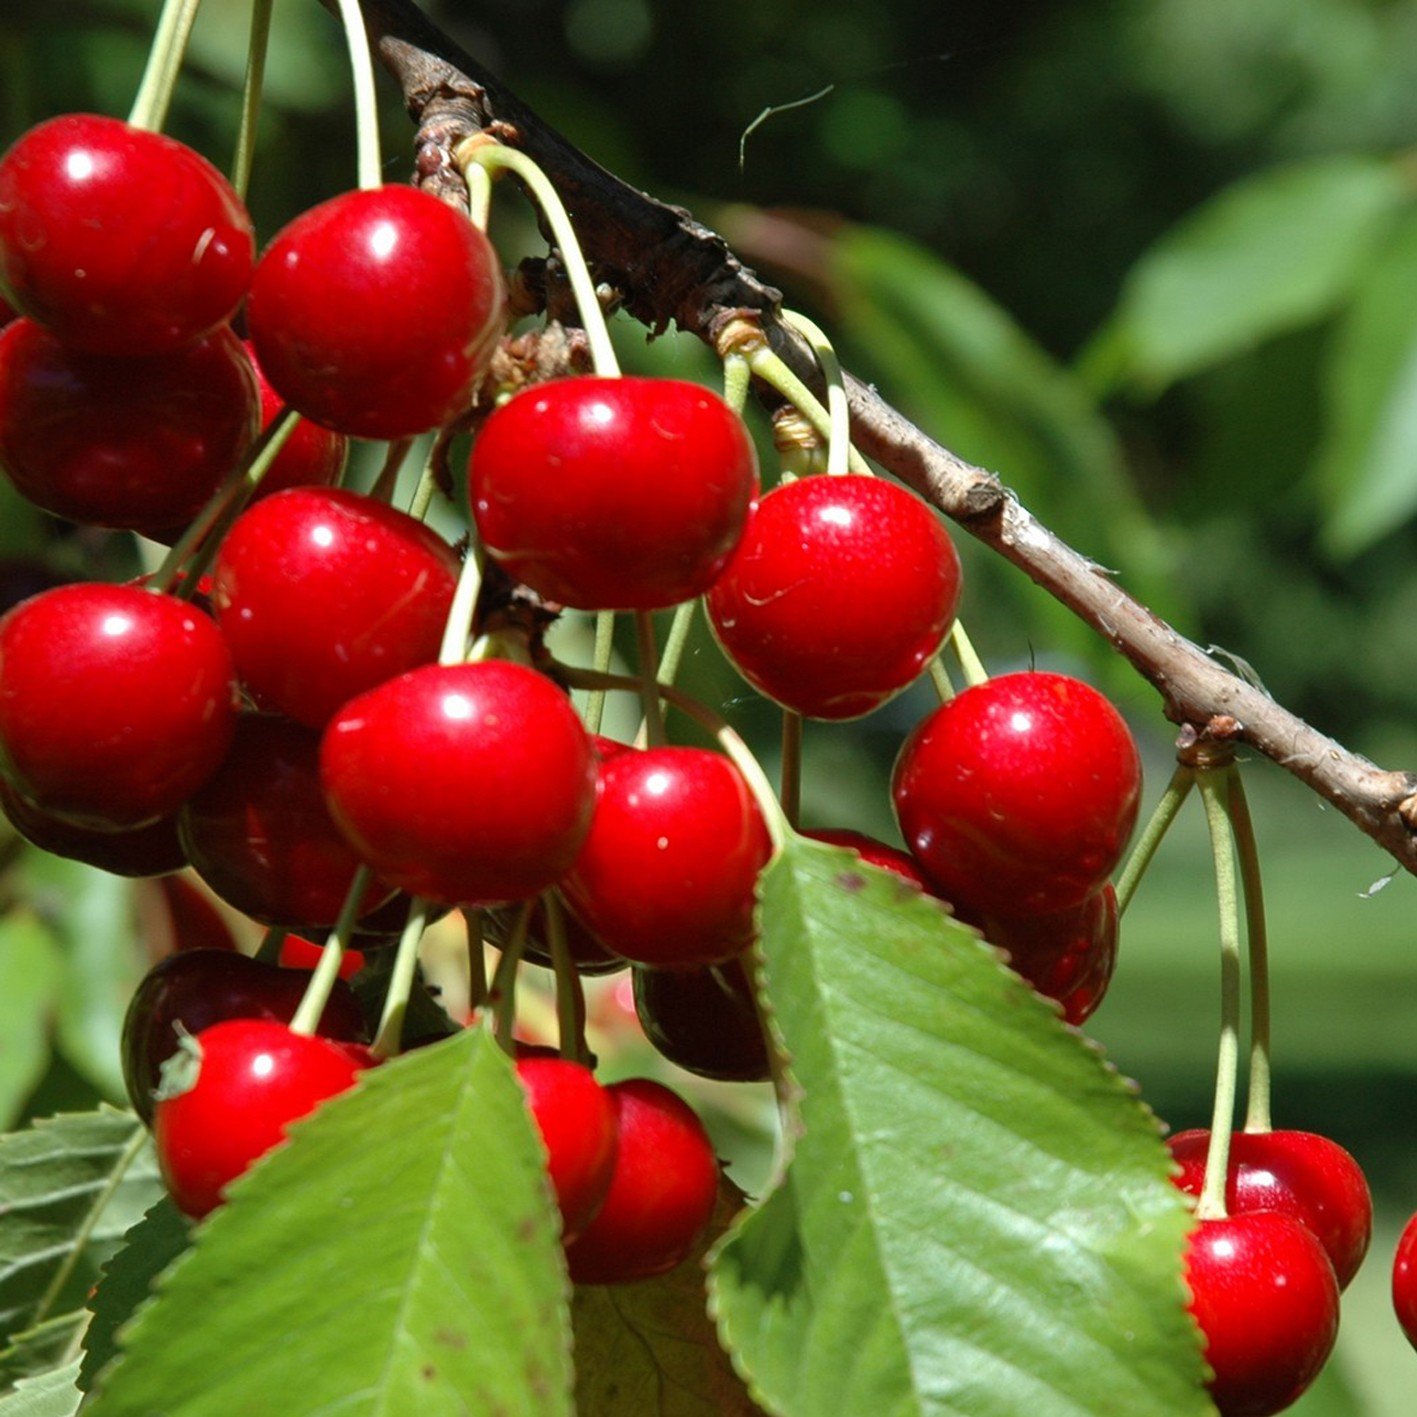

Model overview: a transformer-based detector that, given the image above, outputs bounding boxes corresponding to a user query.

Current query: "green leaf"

[77,1202,189,1393]
[573,1180,766,1417]
[1085,156,1409,396]
[0,913,64,1130]
[0,1360,81,1417]
[86,1027,573,1416]
[709,838,1210,1417]
[1313,209,1417,556]
[0,1110,160,1345]
[0,1314,86,1389]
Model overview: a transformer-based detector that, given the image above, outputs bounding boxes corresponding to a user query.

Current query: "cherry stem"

[254,926,286,965]
[722,351,751,414]
[543,892,591,1066]
[466,909,488,1013]
[780,710,802,829]
[370,897,431,1060]
[368,437,414,504]
[289,865,372,1036]
[634,600,697,749]
[455,138,620,378]
[1114,765,1195,916]
[781,310,852,475]
[1197,768,1243,1220]
[1228,767,1273,1134]
[489,901,533,1056]
[582,611,616,735]
[231,0,273,201]
[127,0,203,132]
[464,161,492,231]
[928,657,956,703]
[437,543,485,665]
[948,621,988,688]
[634,611,667,748]
[407,429,453,522]
[333,0,383,190]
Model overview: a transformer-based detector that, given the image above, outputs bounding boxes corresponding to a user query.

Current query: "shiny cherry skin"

[1168,1128,1372,1291]
[0,114,253,356]
[213,488,459,729]
[154,1018,373,1217]
[247,185,503,439]
[1184,1211,1339,1416]
[242,341,347,502]
[634,957,770,1083]
[706,475,961,720]
[0,583,236,829]
[893,672,1141,917]
[515,1056,617,1242]
[0,777,186,876]
[122,949,366,1125]
[469,375,758,611]
[0,320,259,536]
[566,1078,719,1284]
[321,660,597,906]
[180,714,396,929]
[1393,1213,1417,1349]
[561,746,772,968]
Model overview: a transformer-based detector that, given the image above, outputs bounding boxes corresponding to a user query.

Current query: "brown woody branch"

[338,0,1417,876]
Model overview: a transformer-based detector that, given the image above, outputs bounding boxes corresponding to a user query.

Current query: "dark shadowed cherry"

[279,935,367,980]
[469,376,758,610]
[0,320,259,535]
[1184,1210,1339,1416]
[1393,1212,1417,1350]
[0,777,186,876]
[515,1055,617,1242]
[180,713,395,928]
[561,746,772,968]
[0,583,236,829]
[122,949,366,1125]
[242,341,347,501]
[565,1077,720,1284]
[213,487,460,729]
[153,1018,373,1217]
[893,672,1141,917]
[634,958,770,1082]
[706,475,961,719]
[159,876,238,954]
[484,894,626,977]
[321,660,597,906]
[246,185,503,439]
[1168,1128,1372,1291]
[0,114,253,355]
[0,558,69,618]
[0,296,14,330]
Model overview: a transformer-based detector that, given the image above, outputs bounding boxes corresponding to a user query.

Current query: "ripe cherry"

[247,185,503,439]
[560,746,772,968]
[803,828,932,890]
[154,1018,373,1217]
[565,1078,720,1285]
[515,1056,617,1242]
[158,876,238,954]
[469,375,758,610]
[1393,1212,1417,1350]
[123,950,366,1125]
[1167,1128,1371,1290]
[321,660,597,906]
[0,114,254,356]
[212,488,460,729]
[1183,1210,1339,1416]
[892,671,1141,917]
[0,320,259,536]
[0,583,236,829]
[706,475,961,719]
[279,935,367,980]
[242,342,347,501]
[633,958,771,1083]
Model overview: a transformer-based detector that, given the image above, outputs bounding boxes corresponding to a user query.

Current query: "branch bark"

[339,0,1417,876]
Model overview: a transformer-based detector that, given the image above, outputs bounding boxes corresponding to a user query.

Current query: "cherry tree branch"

[338,0,1417,877]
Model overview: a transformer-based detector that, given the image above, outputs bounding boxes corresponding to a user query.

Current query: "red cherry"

[0,320,259,536]
[469,376,758,611]
[320,660,597,906]
[633,958,770,1083]
[0,777,186,876]
[560,746,772,968]
[0,295,15,330]
[0,114,253,356]
[279,935,367,980]
[180,714,396,929]
[122,950,366,1125]
[242,341,347,501]
[892,671,1141,917]
[153,1018,372,1217]
[515,1056,617,1242]
[0,583,236,829]
[565,1078,719,1284]
[1184,1211,1339,1416]
[159,876,238,954]
[247,185,503,439]
[1168,1128,1372,1290]
[212,488,460,730]
[1393,1212,1417,1349]
[803,828,932,890]
[706,475,961,719]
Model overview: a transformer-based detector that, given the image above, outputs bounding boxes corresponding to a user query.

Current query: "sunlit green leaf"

[0,1359,81,1416]
[0,1314,85,1389]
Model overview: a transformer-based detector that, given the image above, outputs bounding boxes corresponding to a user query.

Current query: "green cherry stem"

[463,160,492,231]
[407,428,454,522]
[634,600,697,748]
[333,0,383,190]
[781,310,852,476]
[582,610,616,736]
[928,657,956,703]
[455,137,620,378]
[634,611,667,747]
[544,892,591,1067]
[289,865,373,1036]
[254,926,286,965]
[437,544,485,666]
[722,350,751,414]
[230,0,273,201]
[1196,767,1244,1221]
[1114,764,1195,916]
[780,710,802,829]
[368,437,415,504]
[127,0,204,132]
[489,900,533,1056]
[466,908,489,1013]
[370,896,431,1060]
[948,621,988,688]
[1228,766,1273,1134]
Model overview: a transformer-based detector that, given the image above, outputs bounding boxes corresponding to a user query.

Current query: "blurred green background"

[5,0,1417,1409]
